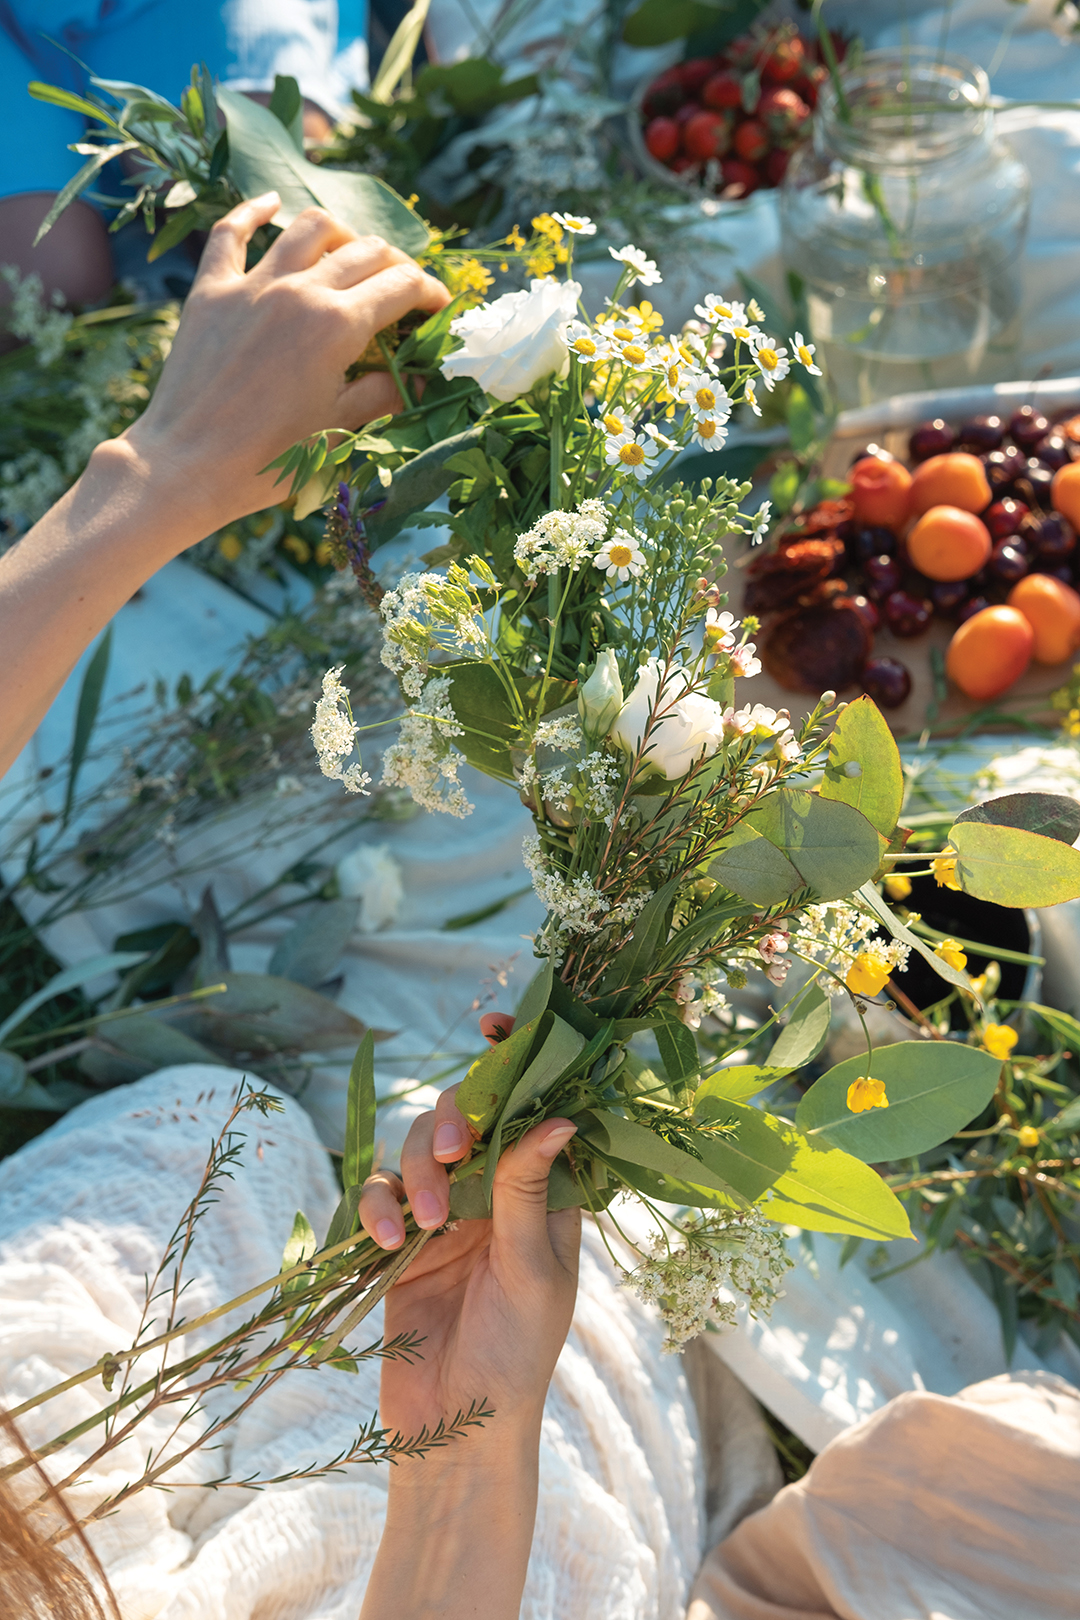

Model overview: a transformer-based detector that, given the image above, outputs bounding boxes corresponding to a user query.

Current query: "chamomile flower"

[690,415,729,451]
[594,528,647,582]
[609,244,662,287]
[694,295,747,331]
[552,211,597,235]
[727,322,762,347]
[567,321,611,363]
[749,500,772,545]
[600,407,635,437]
[605,431,660,480]
[793,331,822,376]
[616,336,656,369]
[681,373,732,422]
[743,377,762,417]
[644,422,678,452]
[752,335,790,390]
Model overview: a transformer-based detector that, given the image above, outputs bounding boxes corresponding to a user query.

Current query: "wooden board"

[737,414,1077,736]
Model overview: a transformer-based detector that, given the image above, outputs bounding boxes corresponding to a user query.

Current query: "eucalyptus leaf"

[365,429,484,548]
[954,791,1080,846]
[344,1031,377,1190]
[695,1064,789,1104]
[709,820,802,907]
[172,972,377,1054]
[0,1050,90,1112]
[86,1012,223,1073]
[820,696,903,838]
[216,88,428,256]
[268,899,360,988]
[949,821,1080,908]
[796,1041,1003,1161]
[455,1013,546,1135]
[747,789,884,902]
[857,883,977,997]
[768,982,831,1071]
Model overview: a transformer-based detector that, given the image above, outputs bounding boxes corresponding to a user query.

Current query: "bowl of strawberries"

[631,21,847,203]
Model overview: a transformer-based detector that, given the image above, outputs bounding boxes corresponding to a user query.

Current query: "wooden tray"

[739,378,1080,735]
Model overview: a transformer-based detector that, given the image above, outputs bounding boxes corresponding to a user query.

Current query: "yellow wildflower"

[845,953,890,998]
[847,1076,889,1113]
[315,539,334,567]
[507,224,525,251]
[444,257,493,302]
[935,937,968,972]
[525,245,556,279]
[629,300,664,333]
[218,531,243,562]
[884,873,912,902]
[531,212,564,242]
[555,244,569,264]
[282,534,311,564]
[405,193,418,209]
[933,849,962,890]
[1017,1124,1040,1150]
[982,1023,1018,1061]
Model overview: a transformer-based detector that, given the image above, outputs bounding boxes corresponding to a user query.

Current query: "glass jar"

[779,48,1030,406]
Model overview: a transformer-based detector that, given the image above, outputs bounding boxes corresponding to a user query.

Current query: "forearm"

[0,437,204,778]
[361,1423,541,1620]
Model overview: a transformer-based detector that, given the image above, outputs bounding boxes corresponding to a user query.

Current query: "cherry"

[958,413,1005,452]
[1037,435,1072,471]
[884,590,933,637]
[1008,405,1050,450]
[848,523,897,560]
[984,446,1027,492]
[678,58,716,97]
[930,579,969,617]
[684,110,730,160]
[984,497,1028,540]
[848,593,880,632]
[703,70,743,109]
[908,419,955,461]
[957,593,991,624]
[1018,458,1054,505]
[862,656,912,709]
[645,117,680,162]
[720,158,760,196]
[989,541,1029,583]
[849,442,894,465]
[733,119,769,162]
[1020,511,1076,561]
[863,553,903,600]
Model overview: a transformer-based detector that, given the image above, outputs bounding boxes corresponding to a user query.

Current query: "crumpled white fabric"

[0,1065,708,1620]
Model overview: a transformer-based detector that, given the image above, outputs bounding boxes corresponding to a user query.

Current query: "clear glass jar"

[779,48,1030,406]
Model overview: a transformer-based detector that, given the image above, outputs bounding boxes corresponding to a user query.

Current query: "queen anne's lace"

[623,1209,792,1352]
[311,667,370,794]
[513,499,609,579]
[380,675,473,818]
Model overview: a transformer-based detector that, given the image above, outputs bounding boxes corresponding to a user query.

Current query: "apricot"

[1051,461,1080,529]
[945,605,1034,700]
[1007,573,1080,664]
[907,505,992,581]
[849,455,912,530]
[908,452,991,518]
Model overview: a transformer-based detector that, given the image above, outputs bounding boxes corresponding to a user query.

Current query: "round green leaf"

[747,788,884,902]
[949,820,1080,908]
[795,1039,1003,1162]
[819,695,903,838]
[709,821,802,906]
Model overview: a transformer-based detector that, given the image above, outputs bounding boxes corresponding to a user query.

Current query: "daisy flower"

[552,211,597,235]
[681,373,732,422]
[644,422,678,452]
[695,296,746,332]
[728,322,762,347]
[690,415,729,451]
[609,244,662,287]
[594,529,647,582]
[743,377,762,417]
[566,320,611,363]
[599,407,635,437]
[793,331,822,376]
[749,500,772,544]
[605,431,660,480]
[752,335,790,390]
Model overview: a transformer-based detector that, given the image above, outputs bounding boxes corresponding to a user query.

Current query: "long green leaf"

[33,145,138,244]
[695,1064,789,1104]
[28,82,122,125]
[596,879,679,1011]
[62,626,112,826]
[768,981,831,1070]
[857,883,977,997]
[576,1109,743,1201]
[456,1013,546,1135]
[344,1031,377,1189]
[371,0,433,102]
[0,951,146,1046]
[796,1040,1002,1161]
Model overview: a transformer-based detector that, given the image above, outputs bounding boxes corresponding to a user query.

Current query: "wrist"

[83,435,208,564]
[385,1410,542,1515]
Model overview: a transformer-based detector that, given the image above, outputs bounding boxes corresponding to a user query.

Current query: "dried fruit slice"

[763,600,871,694]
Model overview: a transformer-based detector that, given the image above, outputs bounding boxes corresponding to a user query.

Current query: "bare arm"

[358,1090,581,1619]
[0,192,449,779]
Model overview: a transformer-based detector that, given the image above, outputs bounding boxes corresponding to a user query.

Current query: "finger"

[196,192,280,282]
[359,1168,407,1250]
[340,258,450,334]
[547,1205,583,1281]
[335,369,408,430]
[432,1085,473,1163]
[314,234,409,290]
[399,1111,452,1231]
[491,1119,577,1267]
[259,205,357,275]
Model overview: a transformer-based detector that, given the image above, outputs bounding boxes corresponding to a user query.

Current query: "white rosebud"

[336,842,404,933]
[610,658,725,781]
[577,648,624,737]
[440,278,581,402]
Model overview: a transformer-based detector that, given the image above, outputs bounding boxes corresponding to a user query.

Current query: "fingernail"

[376,1219,402,1249]
[538,1124,577,1159]
[251,190,280,205]
[412,1189,443,1229]
[434,1122,465,1157]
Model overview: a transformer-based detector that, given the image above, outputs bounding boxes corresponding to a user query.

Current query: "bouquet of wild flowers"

[295,223,1080,1345]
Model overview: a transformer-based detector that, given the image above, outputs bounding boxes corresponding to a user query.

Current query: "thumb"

[490,1118,577,1267]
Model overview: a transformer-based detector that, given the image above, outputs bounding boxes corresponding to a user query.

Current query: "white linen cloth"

[0,1064,718,1620]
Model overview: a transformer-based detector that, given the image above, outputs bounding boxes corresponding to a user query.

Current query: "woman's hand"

[125,191,450,534]
[358,1088,580,1620]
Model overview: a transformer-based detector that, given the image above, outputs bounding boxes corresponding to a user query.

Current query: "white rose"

[336,842,404,933]
[609,659,725,781]
[577,648,623,737]
[440,278,581,403]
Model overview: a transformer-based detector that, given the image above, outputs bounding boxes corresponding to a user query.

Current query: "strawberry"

[644,116,679,163]
[721,158,760,197]
[733,118,768,162]
[683,110,730,161]
[702,69,743,110]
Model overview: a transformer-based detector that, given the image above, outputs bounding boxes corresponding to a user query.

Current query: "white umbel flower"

[623,1209,793,1351]
[311,667,370,795]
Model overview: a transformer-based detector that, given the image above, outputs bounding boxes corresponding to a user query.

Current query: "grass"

[0,896,94,1162]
